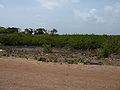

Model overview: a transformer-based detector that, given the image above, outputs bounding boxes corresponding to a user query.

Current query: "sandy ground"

[0,57,120,90]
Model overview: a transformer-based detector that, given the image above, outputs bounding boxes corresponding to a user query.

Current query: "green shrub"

[67,60,74,64]
[77,58,85,63]
[42,44,52,53]
[0,52,10,57]
[98,62,104,65]
[46,59,52,62]
[63,59,73,64]
[53,59,58,63]
[84,60,91,65]
[37,57,47,62]
[97,48,110,58]
[50,57,58,63]
[63,59,80,64]
[0,33,119,57]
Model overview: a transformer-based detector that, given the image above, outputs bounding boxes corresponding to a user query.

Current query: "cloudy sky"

[0,0,120,34]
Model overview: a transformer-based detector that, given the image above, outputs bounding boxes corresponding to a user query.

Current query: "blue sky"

[0,0,120,34]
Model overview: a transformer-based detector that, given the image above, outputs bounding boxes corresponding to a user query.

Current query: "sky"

[0,0,120,34]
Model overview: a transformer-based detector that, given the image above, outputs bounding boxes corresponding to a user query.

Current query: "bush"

[37,57,47,62]
[0,33,119,57]
[96,36,120,58]
[84,60,91,65]
[64,59,74,64]
[97,48,110,58]
[98,62,104,65]
[0,52,10,57]
[50,57,58,63]
[46,59,52,62]
[42,44,52,53]
[63,58,86,64]
[77,58,85,63]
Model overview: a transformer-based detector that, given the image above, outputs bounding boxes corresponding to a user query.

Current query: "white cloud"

[89,8,96,14]
[36,0,60,10]
[103,2,120,24]
[36,0,80,10]
[104,2,120,13]
[74,9,104,23]
[0,4,4,9]
[104,6,113,12]
[41,1,60,10]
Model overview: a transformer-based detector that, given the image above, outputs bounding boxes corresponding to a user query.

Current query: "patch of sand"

[0,57,120,90]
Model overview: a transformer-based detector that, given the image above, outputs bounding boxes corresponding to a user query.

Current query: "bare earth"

[0,57,120,90]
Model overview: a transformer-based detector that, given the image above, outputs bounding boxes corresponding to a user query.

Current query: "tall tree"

[0,27,20,34]
[50,28,58,35]
[24,28,34,34]
[34,28,47,35]
[7,27,20,33]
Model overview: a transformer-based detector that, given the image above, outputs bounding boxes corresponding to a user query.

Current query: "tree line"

[0,26,58,35]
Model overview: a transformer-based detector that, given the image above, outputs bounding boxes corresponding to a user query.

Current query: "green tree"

[50,28,58,35]
[0,27,19,34]
[7,27,20,33]
[34,28,47,35]
[24,28,34,34]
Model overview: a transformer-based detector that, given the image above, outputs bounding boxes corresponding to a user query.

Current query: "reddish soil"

[0,57,120,90]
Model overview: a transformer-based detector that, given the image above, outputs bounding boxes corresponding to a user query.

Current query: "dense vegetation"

[0,26,120,58]
[35,57,104,65]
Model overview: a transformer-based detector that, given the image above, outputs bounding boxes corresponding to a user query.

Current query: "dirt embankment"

[0,57,120,90]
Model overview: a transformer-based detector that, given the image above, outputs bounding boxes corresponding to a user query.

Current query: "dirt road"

[0,57,120,90]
